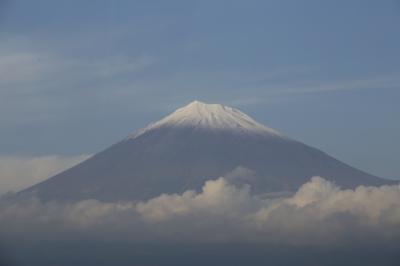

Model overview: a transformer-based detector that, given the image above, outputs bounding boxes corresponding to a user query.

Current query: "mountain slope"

[20,101,394,202]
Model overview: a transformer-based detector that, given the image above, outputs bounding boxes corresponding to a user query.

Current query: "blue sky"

[0,0,399,179]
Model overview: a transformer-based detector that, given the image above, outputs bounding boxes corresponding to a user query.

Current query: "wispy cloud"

[0,52,59,85]
[224,73,400,107]
[0,50,156,87]
[0,154,91,195]
[0,41,158,127]
[280,74,400,94]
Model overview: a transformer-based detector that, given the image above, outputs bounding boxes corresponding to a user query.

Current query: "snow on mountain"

[129,101,282,139]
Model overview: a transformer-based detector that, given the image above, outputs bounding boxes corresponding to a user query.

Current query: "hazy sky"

[1,0,399,179]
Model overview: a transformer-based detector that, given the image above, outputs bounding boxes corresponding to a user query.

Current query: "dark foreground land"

[1,241,399,266]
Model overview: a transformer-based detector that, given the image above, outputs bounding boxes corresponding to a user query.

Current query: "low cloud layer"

[0,154,90,195]
[1,176,399,246]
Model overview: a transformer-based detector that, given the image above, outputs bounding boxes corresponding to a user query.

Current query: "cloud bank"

[1,176,399,246]
[0,154,90,195]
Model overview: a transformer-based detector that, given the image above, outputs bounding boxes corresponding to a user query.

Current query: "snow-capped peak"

[128,101,283,139]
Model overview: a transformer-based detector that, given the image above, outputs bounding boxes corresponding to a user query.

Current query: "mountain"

[19,101,394,202]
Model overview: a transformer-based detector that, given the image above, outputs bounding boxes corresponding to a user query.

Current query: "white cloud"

[137,177,256,223]
[1,176,399,245]
[0,154,91,195]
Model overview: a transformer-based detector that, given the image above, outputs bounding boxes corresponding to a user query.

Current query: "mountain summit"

[129,101,281,139]
[20,101,394,202]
